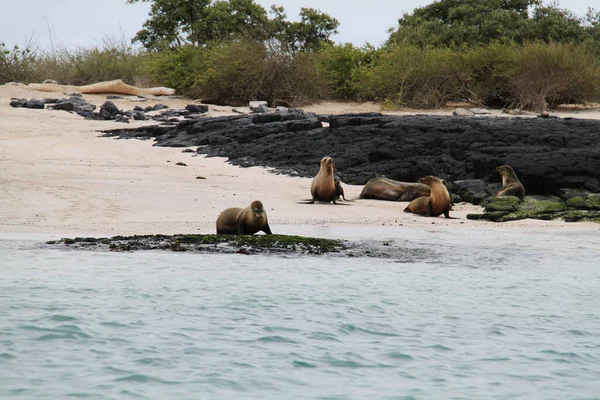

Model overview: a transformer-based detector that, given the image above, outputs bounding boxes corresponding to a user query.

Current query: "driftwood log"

[28,79,175,96]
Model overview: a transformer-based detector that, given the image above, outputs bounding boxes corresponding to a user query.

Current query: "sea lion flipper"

[263,224,273,235]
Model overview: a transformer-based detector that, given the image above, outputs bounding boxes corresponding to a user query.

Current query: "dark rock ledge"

[102,112,600,223]
[45,234,436,259]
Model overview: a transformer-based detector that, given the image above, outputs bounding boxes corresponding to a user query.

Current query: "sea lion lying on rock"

[496,165,525,201]
[216,200,272,235]
[404,176,452,218]
[358,177,431,201]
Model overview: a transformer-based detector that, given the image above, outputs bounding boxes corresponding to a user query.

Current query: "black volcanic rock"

[99,101,120,119]
[185,104,209,113]
[102,113,600,198]
[9,98,28,107]
[26,99,45,109]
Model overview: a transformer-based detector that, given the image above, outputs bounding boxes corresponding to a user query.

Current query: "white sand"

[1,84,599,237]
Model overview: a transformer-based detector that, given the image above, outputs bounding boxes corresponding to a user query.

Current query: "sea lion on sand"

[216,200,272,235]
[404,176,452,218]
[310,156,339,204]
[334,175,347,201]
[358,177,431,201]
[496,165,525,200]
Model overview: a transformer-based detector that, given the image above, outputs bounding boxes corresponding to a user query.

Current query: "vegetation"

[467,196,600,223]
[125,0,339,52]
[2,0,600,109]
[47,234,348,255]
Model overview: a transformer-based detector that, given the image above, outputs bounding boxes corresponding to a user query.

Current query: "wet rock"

[446,180,501,205]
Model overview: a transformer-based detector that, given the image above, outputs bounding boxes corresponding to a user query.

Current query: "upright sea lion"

[310,156,338,204]
[358,177,431,201]
[216,200,272,235]
[404,176,452,218]
[334,175,347,201]
[496,165,525,201]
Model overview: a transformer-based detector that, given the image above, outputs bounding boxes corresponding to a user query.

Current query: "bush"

[152,40,327,104]
[145,45,207,97]
[502,42,600,110]
[0,41,37,83]
[0,37,150,86]
[317,43,377,99]
[353,45,466,108]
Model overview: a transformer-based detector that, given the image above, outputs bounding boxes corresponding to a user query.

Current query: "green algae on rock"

[467,196,600,223]
[47,234,347,256]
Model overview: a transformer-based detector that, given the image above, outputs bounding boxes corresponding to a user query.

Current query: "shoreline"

[2,84,600,239]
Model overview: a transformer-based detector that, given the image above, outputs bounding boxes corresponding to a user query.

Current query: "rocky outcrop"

[103,113,600,200]
[10,96,209,123]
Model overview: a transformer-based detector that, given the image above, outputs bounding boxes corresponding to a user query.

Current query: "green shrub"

[317,43,377,99]
[0,42,37,83]
[168,40,328,104]
[145,45,207,97]
[1,37,150,86]
[353,45,466,108]
[502,41,600,110]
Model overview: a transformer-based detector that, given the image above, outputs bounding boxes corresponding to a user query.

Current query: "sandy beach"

[1,84,599,237]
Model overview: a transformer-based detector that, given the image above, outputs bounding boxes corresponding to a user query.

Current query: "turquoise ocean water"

[1,226,599,399]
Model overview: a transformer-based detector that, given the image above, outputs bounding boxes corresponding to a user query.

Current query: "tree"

[387,0,591,48]
[127,0,338,51]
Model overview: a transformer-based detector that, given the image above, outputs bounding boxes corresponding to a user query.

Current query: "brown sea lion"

[216,200,272,235]
[358,177,431,201]
[496,165,525,201]
[334,175,347,201]
[310,156,338,204]
[271,99,293,108]
[404,176,452,218]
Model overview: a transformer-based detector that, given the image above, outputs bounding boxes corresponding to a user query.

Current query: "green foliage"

[388,0,596,48]
[145,44,207,97]
[127,0,338,52]
[317,43,377,99]
[0,37,149,86]
[352,45,467,108]
[146,40,327,103]
[0,42,36,83]
[502,42,600,110]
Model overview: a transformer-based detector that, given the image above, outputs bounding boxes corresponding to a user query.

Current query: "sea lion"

[334,175,347,201]
[271,99,293,108]
[216,200,272,235]
[310,156,339,204]
[358,177,431,201]
[496,165,525,200]
[404,176,452,218]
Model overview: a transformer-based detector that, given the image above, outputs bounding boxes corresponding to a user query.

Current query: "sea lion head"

[320,156,334,169]
[496,165,515,176]
[418,175,443,186]
[250,200,265,216]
